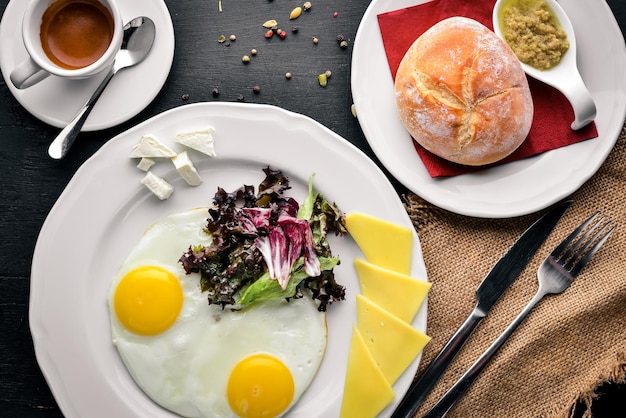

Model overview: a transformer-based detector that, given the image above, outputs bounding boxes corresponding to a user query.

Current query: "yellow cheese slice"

[339,325,395,418]
[356,294,431,385]
[354,258,431,323]
[345,212,413,275]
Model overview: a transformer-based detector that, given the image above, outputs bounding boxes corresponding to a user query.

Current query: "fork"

[422,212,616,418]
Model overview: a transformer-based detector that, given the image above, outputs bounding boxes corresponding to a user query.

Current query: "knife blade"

[391,200,572,418]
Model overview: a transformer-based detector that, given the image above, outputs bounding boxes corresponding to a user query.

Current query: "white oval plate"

[0,0,174,131]
[351,0,626,218]
[29,102,428,418]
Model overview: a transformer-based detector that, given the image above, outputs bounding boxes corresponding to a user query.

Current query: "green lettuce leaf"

[238,256,339,306]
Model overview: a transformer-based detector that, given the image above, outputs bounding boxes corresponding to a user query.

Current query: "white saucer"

[0,0,175,131]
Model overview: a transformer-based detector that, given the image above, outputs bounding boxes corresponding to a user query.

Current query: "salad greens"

[179,167,347,311]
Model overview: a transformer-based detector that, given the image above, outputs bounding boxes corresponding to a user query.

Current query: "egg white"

[108,208,328,418]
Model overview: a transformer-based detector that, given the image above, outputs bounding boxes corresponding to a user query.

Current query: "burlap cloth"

[402,121,626,418]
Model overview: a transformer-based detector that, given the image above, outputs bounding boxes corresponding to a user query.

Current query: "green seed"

[318,73,327,87]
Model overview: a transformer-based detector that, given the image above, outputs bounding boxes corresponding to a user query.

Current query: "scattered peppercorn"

[265,29,274,39]
[312,37,319,44]
[212,88,220,97]
[325,70,332,78]
[279,31,287,39]
[291,26,299,33]
[336,34,345,43]
[303,2,312,11]
[242,55,251,64]
[285,72,292,79]
[229,34,236,41]
[276,28,283,35]
[237,94,245,102]
[181,93,190,101]
[340,40,348,49]
[253,85,261,94]
[251,48,257,56]
[333,11,338,18]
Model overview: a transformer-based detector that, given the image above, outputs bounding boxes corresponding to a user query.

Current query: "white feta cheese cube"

[171,151,203,186]
[175,127,217,157]
[129,134,177,158]
[140,171,174,200]
[136,157,155,171]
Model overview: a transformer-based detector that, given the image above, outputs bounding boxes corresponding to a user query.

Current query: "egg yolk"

[227,353,295,418]
[113,265,183,336]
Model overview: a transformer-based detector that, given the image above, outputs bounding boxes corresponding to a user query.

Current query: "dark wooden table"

[1,0,624,417]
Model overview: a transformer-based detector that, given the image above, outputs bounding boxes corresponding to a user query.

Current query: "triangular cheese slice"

[129,134,177,158]
[354,258,431,323]
[340,325,395,418]
[356,294,431,385]
[345,212,413,275]
[175,127,217,157]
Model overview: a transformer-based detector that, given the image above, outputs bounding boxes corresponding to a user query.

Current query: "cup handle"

[10,57,50,89]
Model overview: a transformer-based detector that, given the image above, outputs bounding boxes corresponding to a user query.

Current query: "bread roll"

[394,16,533,166]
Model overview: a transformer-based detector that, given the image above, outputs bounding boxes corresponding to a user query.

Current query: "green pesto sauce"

[499,0,569,70]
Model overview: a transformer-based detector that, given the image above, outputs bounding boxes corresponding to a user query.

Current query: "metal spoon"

[48,17,156,159]
[492,0,596,130]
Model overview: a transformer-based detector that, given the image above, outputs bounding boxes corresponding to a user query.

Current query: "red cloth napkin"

[377,0,598,177]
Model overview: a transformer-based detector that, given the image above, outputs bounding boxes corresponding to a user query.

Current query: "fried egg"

[108,208,328,418]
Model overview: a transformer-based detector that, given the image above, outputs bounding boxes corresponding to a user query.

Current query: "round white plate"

[30,103,428,418]
[352,0,626,218]
[0,0,174,131]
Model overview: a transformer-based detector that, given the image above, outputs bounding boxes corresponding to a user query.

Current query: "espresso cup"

[10,0,123,89]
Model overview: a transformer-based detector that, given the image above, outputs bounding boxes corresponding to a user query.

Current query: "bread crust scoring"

[394,16,533,166]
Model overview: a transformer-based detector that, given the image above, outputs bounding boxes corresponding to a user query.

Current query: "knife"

[390,200,572,418]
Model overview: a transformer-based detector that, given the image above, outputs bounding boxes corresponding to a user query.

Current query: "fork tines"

[551,211,616,276]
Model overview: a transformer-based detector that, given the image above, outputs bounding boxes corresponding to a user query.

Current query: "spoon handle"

[563,73,597,131]
[48,67,116,159]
